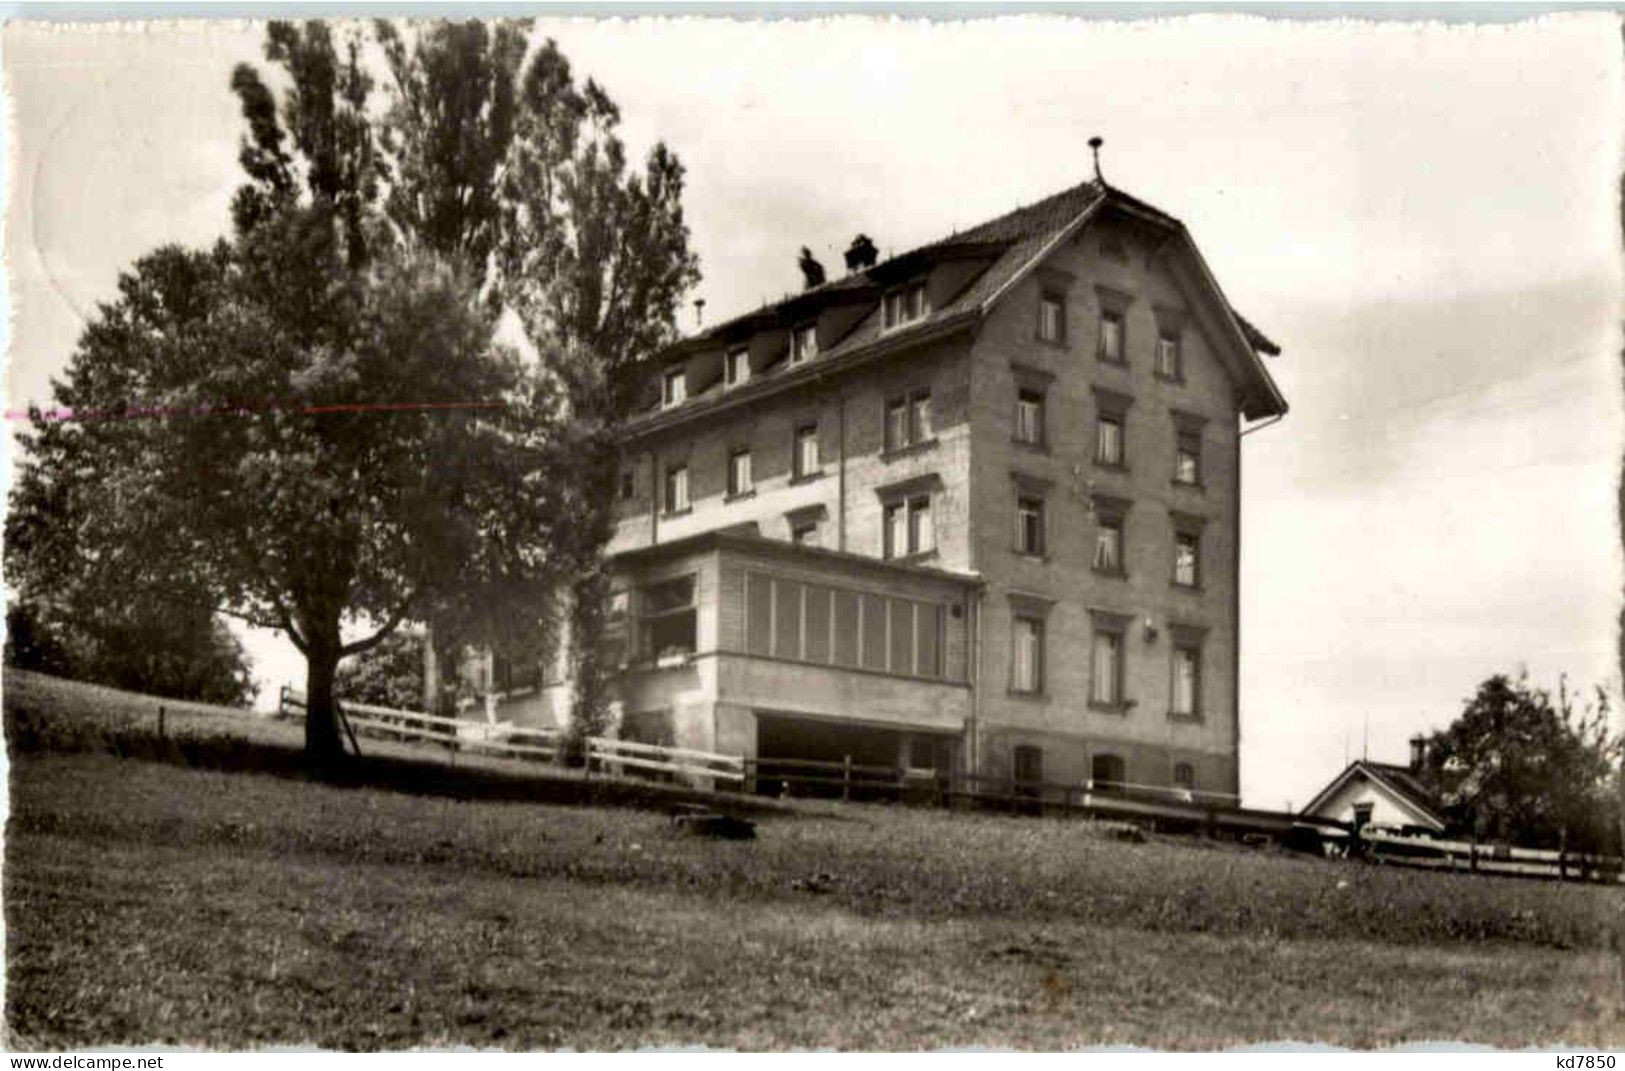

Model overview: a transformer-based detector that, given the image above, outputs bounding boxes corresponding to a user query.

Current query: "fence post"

[842,754,852,803]
[157,704,165,740]
[1469,833,1478,873]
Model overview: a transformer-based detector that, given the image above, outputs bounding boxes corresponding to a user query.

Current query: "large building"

[496,174,1287,802]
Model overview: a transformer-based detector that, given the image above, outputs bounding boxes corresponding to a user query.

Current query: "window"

[1156,333,1182,380]
[1153,308,1189,380]
[661,366,687,407]
[727,447,753,497]
[805,586,831,663]
[1016,496,1045,557]
[1093,387,1134,468]
[790,324,818,364]
[1093,518,1123,574]
[1013,744,1044,793]
[885,390,933,451]
[1092,753,1126,790]
[1096,414,1124,466]
[861,593,887,670]
[884,495,933,558]
[597,590,630,673]
[793,424,820,479]
[725,347,750,388]
[1175,431,1202,486]
[883,281,930,330]
[791,521,820,547]
[1172,644,1201,717]
[885,399,908,452]
[916,603,942,678]
[1088,611,1129,709]
[909,496,933,555]
[663,463,689,513]
[1174,531,1200,587]
[1038,290,1066,343]
[774,579,802,659]
[745,573,773,657]
[638,575,696,664]
[889,596,912,675]
[619,468,635,500]
[911,393,933,444]
[1014,389,1046,447]
[834,590,860,666]
[1091,630,1121,705]
[1173,762,1196,793]
[1012,616,1043,694]
[1091,495,1129,576]
[885,501,906,560]
[1098,310,1125,363]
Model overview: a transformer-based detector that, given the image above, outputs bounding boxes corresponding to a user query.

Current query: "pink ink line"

[5,401,507,423]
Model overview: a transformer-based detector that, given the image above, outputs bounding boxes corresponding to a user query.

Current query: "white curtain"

[911,499,934,554]
[1097,418,1121,464]
[1092,631,1118,704]
[1175,537,1197,585]
[1173,648,1197,714]
[1013,619,1039,692]
[1093,524,1119,571]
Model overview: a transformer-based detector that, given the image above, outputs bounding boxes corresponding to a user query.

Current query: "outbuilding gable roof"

[1301,760,1449,832]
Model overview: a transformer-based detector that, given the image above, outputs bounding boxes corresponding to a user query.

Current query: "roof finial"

[1088,136,1105,184]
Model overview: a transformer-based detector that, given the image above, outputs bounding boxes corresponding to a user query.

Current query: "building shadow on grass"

[4,689,793,819]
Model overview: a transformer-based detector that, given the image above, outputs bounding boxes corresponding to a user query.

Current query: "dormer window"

[725,348,750,388]
[883,281,930,330]
[661,366,687,408]
[790,324,818,364]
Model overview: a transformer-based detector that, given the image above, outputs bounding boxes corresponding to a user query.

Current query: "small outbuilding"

[1299,745,1448,837]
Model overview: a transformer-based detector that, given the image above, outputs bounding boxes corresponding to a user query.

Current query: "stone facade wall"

[967,217,1243,797]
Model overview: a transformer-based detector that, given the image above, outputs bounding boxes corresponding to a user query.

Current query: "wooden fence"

[276,688,1617,883]
[1354,829,1622,884]
[277,688,743,786]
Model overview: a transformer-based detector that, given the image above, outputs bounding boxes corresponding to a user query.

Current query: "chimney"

[693,298,706,329]
[844,234,878,273]
[798,247,826,290]
[1408,734,1427,772]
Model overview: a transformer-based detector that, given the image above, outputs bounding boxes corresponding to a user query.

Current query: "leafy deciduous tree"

[3,595,258,708]
[1417,673,1622,854]
[333,628,426,711]
[367,20,700,738]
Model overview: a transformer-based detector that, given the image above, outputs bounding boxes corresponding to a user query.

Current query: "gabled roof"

[1300,760,1449,832]
[625,176,1287,435]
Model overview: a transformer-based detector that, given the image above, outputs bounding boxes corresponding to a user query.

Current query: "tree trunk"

[304,644,347,773]
[568,566,611,751]
[565,436,621,750]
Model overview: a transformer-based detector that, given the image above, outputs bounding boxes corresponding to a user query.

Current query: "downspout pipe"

[649,448,659,546]
[967,587,984,781]
[838,388,848,552]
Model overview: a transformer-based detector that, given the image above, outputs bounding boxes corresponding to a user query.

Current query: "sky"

[4,13,1621,810]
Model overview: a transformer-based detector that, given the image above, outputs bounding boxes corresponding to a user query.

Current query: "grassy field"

[6,671,1625,1050]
